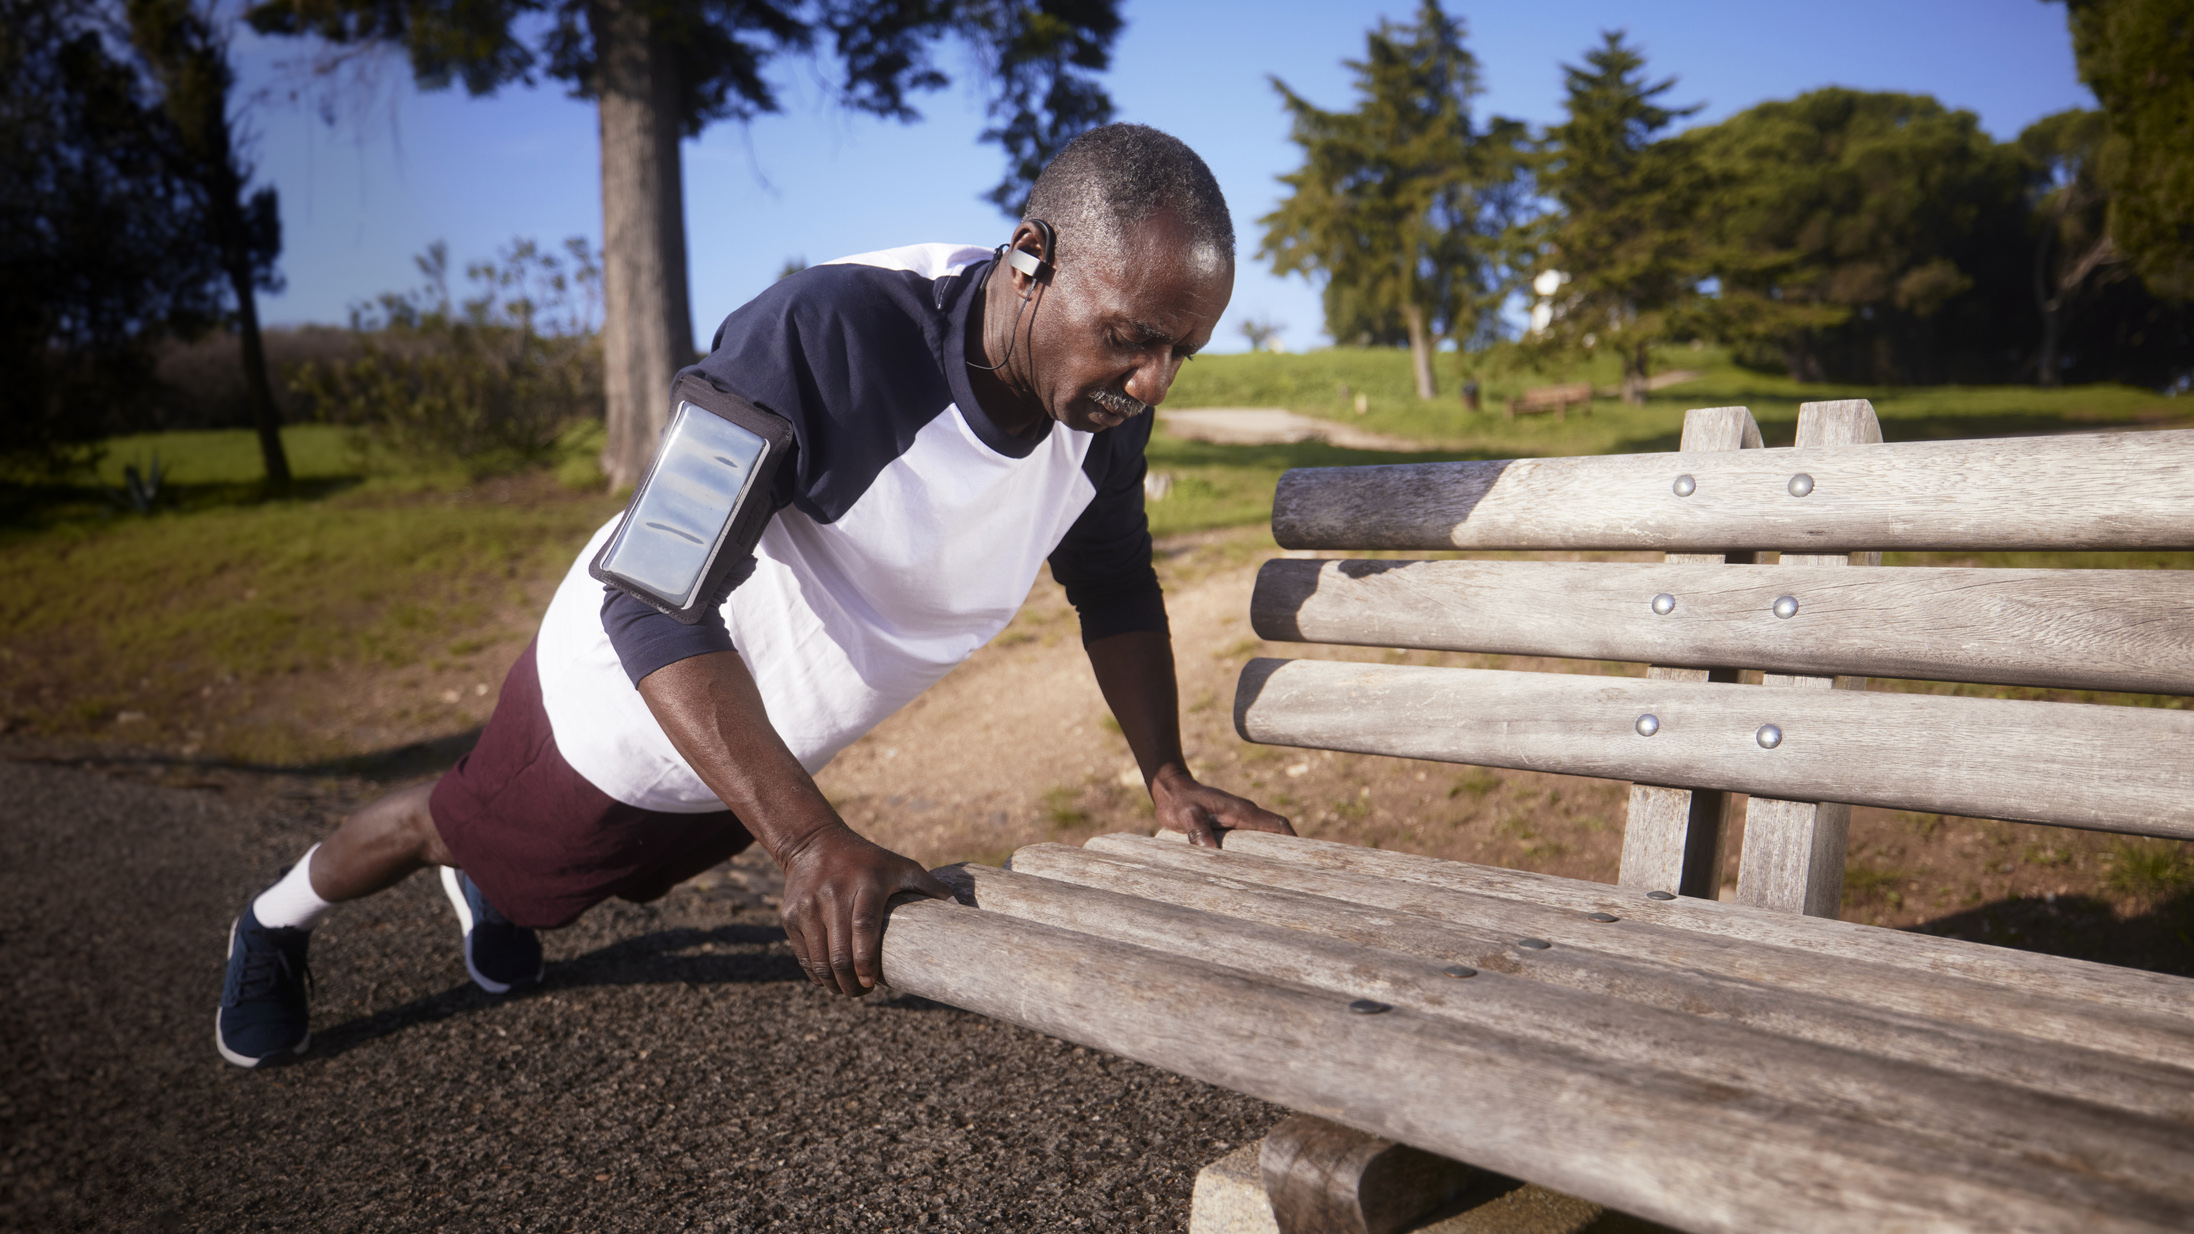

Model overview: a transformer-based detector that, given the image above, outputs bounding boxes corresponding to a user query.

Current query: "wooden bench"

[1505,382,1591,421]
[877,403,2194,1234]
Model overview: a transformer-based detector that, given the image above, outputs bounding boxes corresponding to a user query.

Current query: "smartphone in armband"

[589,375,796,624]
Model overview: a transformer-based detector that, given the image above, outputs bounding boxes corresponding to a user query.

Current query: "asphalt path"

[0,756,1281,1232]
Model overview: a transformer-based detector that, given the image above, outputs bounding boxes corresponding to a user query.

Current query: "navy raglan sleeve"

[1048,413,1168,644]
[598,276,818,687]
[597,262,949,686]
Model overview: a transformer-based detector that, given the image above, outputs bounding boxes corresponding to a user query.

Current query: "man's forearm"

[637,648,949,996]
[635,649,846,863]
[1084,629,1190,787]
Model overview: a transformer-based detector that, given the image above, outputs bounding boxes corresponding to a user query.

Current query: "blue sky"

[234,0,2093,353]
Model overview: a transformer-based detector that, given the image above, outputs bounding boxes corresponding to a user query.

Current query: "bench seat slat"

[1233,658,2194,838]
[1195,828,2194,1018]
[1251,558,2194,695]
[1272,429,2194,552]
[995,842,2194,1099]
[879,897,2194,1234]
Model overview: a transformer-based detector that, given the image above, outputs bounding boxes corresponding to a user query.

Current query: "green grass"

[0,472,623,756]
[91,424,361,489]
[1167,344,2188,456]
[2105,838,2194,905]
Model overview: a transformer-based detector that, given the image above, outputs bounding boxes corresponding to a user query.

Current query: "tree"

[247,0,1122,486]
[2060,0,2194,299]
[1260,0,1526,400]
[1527,31,1707,405]
[129,0,293,486]
[0,0,226,470]
[1686,89,2032,385]
[2019,109,2127,384]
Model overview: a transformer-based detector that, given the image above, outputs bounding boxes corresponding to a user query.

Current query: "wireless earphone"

[1001,219,1056,291]
[968,219,1055,374]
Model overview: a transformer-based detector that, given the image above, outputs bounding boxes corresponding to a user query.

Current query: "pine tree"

[1260,0,1526,400]
[2060,0,2194,299]
[1527,31,1706,405]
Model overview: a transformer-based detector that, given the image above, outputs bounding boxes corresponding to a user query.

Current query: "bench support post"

[1734,399,1884,917]
[1619,406,1762,899]
[1259,1115,1475,1234]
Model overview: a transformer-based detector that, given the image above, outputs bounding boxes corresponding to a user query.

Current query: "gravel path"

[0,757,1281,1232]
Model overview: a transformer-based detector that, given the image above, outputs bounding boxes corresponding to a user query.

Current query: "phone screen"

[598,401,770,607]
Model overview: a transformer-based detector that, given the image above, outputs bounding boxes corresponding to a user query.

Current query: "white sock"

[252,844,336,931]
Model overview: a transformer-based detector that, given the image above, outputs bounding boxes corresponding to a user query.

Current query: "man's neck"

[963,265,1048,440]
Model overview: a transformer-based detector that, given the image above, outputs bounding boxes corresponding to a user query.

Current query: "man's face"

[1022,208,1234,435]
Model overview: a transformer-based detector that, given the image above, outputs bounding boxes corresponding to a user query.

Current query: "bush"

[291,238,603,476]
[151,325,359,430]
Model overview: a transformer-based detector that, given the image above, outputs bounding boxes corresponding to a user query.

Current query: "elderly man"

[216,123,1293,1067]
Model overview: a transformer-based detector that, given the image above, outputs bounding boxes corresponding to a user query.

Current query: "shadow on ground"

[1908,892,2194,978]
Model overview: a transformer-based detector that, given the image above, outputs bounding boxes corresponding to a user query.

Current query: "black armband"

[590,374,795,624]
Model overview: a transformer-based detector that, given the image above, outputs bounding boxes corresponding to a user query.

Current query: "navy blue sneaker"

[440,867,543,994]
[216,902,312,1068]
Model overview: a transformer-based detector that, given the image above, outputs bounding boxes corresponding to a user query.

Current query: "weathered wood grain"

[1248,560,2194,695]
[876,896,2194,1234]
[1167,829,2194,1019]
[1733,400,1884,916]
[1232,658,2194,839]
[1259,1115,1473,1234]
[1268,428,2194,552]
[1063,836,2194,1070]
[956,851,2194,1117]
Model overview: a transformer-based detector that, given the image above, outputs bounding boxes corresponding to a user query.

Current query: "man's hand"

[636,650,951,997]
[1151,763,1295,849]
[778,826,952,996]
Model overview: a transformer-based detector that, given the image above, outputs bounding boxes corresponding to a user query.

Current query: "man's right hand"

[637,650,953,995]
[777,825,952,996]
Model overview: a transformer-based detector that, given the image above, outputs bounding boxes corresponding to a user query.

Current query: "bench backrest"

[1236,402,2194,916]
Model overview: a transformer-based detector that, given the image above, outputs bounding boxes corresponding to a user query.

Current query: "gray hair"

[1022,124,1234,282]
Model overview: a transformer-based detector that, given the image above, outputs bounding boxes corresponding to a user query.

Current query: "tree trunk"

[1402,303,1437,401]
[2032,210,2063,388]
[227,264,291,487]
[593,0,697,489]
[1621,344,1649,406]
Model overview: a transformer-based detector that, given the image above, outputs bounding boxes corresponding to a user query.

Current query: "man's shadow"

[303,922,820,1061]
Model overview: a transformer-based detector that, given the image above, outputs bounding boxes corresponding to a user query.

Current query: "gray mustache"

[1090,389,1149,419]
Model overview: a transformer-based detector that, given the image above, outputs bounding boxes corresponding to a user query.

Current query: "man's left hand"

[1149,764,1295,848]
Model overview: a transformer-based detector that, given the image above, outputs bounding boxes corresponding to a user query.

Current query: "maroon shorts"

[428,639,753,930]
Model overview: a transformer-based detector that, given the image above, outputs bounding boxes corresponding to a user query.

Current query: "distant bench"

[1505,381,1591,421]
[880,404,2194,1234]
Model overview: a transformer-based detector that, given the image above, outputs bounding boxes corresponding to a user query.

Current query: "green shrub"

[291,238,603,476]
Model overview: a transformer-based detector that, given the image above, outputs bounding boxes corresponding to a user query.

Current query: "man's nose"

[1124,351,1177,408]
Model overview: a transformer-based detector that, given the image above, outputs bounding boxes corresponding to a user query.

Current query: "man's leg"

[309,782,456,900]
[216,782,461,1068]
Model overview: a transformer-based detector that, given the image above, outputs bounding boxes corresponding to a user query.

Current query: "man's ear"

[1003,219,1056,298]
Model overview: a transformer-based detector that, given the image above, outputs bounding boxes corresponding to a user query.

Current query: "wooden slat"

[1176,828,2194,1017]
[877,895,2194,1234]
[1250,559,2194,695]
[1061,835,2194,1071]
[1232,658,2194,838]
[977,846,2194,1112]
[1735,400,1884,916]
[1269,428,2194,552]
